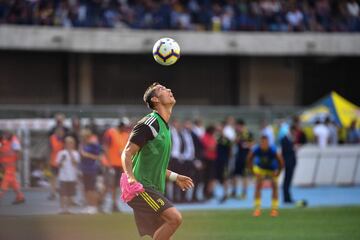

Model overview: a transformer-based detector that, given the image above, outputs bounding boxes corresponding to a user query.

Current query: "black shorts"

[127,187,174,237]
[60,181,76,197]
[82,173,96,191]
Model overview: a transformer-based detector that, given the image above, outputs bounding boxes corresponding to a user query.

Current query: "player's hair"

[143,82,160,109]
[260,135,269,140]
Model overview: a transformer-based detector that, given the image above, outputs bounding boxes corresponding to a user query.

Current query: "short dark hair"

[205,125,216,135]
[143,82,160,109]
[237,118,245,125]
[260,135,268,140]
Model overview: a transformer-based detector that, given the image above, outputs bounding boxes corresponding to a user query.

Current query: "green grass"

[1,207,360,240]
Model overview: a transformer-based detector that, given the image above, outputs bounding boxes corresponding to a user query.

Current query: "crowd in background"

[1,112,359,214]
[0,0,359,32]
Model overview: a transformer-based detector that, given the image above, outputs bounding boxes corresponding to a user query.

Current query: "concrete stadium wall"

[1,25,360,56]
[293,145,360,186]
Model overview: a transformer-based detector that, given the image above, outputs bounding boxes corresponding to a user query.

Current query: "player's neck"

[154,105,173,123]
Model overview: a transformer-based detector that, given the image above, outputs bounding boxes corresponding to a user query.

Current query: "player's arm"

[246,150,255,174]
[121,117,156,184]
[166,169,194,191]
[121,141,140,184]
[274,152,285,177]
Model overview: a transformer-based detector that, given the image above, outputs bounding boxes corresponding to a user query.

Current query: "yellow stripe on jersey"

[140,192,159,212]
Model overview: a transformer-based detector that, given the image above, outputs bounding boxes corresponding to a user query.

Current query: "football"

[152,38,180,66]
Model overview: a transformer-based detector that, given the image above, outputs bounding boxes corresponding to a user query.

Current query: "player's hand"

[176,175,194,191]
[127,175,137,185]
[273,170,281,177]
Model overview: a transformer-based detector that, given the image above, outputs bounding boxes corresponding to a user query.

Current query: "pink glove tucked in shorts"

[120,173,145,203]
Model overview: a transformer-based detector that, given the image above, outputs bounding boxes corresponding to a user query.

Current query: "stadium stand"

[0,0,359,32]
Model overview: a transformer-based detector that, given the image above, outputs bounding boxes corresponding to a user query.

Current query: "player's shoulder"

[136,114,159,128]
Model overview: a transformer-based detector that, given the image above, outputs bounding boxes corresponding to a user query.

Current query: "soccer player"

[247,135,284,217]
[122,82,194,240]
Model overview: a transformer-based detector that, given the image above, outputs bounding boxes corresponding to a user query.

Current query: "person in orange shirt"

[0,130,25,204]
[48,127,65,200]
[103,119,130,212]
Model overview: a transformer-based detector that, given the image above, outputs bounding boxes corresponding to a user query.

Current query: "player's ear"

[151,96,159,103]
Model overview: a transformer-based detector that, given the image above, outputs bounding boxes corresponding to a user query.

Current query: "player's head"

[143,82,176,110]
[259,135,269,150]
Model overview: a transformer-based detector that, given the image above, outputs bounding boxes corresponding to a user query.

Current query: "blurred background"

[0,0,360,231]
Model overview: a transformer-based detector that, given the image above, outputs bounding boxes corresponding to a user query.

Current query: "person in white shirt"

[313,119,330,148]
[223,116,237,142]
[56,136,80,214]
[192,118,205,138]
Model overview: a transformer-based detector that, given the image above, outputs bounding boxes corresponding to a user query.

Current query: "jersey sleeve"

[129,116,159,148]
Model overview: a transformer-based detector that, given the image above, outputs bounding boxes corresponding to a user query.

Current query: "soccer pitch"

[1,207,360,240]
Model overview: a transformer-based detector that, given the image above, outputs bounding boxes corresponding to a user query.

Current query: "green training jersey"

[131,112,171,193]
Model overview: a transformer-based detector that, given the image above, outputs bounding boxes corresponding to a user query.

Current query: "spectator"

[179,120,198,203]
[347,119,360,143]
[1,0,358,32]
[231,119,253,199]
[313,119,330,148]
[69,115,82,147]
[260,120,275,146]
[192,118,205,138]
[201,125,217,200]
[80,128,102,214]
[48,113,69,136]
[281,125,297,204]
[215,123,232,203]
[286,5,304,31]
[346,0,360,33]
[292,116,307,145]
[102,118,130,212]
[56,136,80,214]
[223,116,237,142]
[48,127,65,200]
[325,117,338,145]
[168,119,183,203]
[0,130,25,204]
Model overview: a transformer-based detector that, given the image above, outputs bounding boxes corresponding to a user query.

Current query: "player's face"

[260,138,269,150]
[153,85,176,106]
